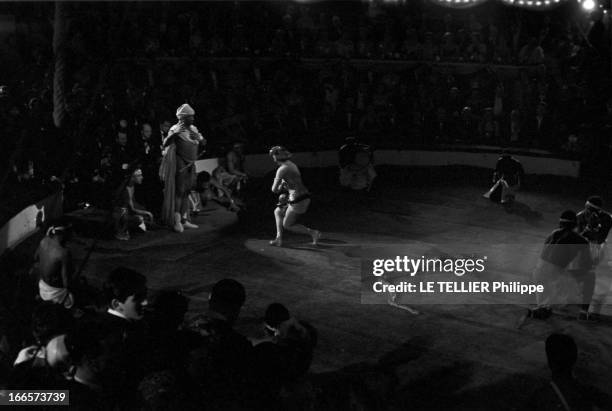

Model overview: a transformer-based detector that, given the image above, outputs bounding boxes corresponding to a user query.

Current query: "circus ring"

[4,148,612,409]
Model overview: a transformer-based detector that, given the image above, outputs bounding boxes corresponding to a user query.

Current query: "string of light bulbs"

[426,0,568,9]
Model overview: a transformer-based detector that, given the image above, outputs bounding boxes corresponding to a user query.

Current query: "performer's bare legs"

[268,146,321,247]
[272,206,285,246]
[270,206,321,247]
[173,195,184,232]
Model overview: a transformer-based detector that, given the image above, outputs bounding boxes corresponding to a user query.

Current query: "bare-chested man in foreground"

[269,146,321,247]
[34,221,75,308]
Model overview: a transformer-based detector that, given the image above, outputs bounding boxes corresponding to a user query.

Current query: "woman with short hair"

[269,146,321,247]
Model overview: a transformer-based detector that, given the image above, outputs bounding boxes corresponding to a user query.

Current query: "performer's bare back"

[276,161,308,199]
[35,237,73,288]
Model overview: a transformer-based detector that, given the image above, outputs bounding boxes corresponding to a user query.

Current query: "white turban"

[176,104,195,119]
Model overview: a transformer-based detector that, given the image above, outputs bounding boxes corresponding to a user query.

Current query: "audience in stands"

[0,4,611,408]
[339,137,376,192]
[7,241,612,411]
[2,0,609,221]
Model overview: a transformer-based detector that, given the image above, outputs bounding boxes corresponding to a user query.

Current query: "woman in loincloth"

[269,146,321,247]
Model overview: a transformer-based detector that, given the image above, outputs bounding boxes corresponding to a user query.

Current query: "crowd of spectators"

[4,1,599,64]
[0,261,318,409]
[1,1,611,221]
[1,3,611,408]
[0,257,608,409]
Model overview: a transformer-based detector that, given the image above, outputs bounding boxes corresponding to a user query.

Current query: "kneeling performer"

[484,150,524,204]
[269,146,321,247]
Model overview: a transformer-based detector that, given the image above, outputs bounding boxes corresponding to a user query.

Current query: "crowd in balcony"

[0,0,611,221]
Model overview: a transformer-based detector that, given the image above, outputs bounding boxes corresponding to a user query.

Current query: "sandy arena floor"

[71,166,612,410]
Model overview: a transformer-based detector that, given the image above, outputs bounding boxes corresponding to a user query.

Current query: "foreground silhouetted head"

[209,279,246,325]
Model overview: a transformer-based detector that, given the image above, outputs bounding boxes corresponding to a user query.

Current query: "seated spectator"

[33,220,76,309]
[527,333,612,410]
[262,302,291,341]
[138,370,186,410]
[519,37,545,65]
[427,107,454,143]
[421,32,438,61]
[466,32,487,63]
[102,266,148,329]
[64,319,116,409]
[336,32,355,59]
[479,107,501,144]
[562,134,580,154]
[136,123,163,212]
[440,32,459,61]
[357,25,374,58]
[225,140,249,189]
[110,129,135,186]
[339,144,377,192]
[13,302,72,367]
[9,302,72,389]
[159,120,172,143]
[112,168,154,241]
[457,106,480,143]
[137,123,160,161]
[186,279,255,408]
[100,267,149,407]
[402,28,420,59]
[525,102,555,148]
[509,109,522,143]
[189,171,242,213]
[252,303,318,404]
[145,290,202,374]
[212,160,244,201]
[359,105,379,134]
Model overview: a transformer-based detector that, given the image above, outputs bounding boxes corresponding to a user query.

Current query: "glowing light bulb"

[582,0,596,10]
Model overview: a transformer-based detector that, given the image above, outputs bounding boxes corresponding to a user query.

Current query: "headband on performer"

[269,146,292,161]
[264,323,280,336]
[585,201,602,211]
[46,224,71,236]
[559,210,577,226]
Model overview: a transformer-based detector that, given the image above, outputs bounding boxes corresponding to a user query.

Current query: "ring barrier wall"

[1,151,578,256]
[0,191,63,255]
[197,149,580,178]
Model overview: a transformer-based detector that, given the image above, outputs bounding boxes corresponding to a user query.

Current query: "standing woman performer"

[160,104,206,232]
[269,146,321,247]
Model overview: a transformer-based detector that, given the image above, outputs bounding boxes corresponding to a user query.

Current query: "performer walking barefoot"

[269,146,321,247]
